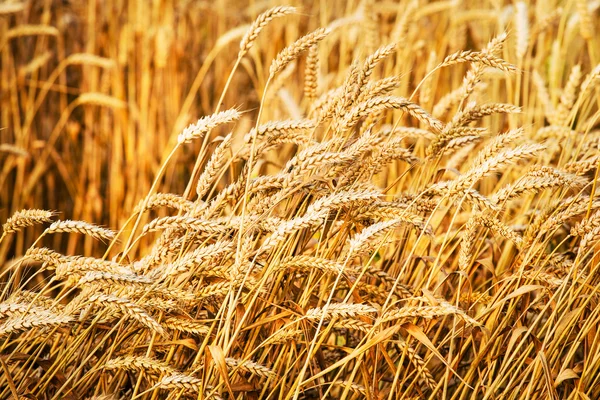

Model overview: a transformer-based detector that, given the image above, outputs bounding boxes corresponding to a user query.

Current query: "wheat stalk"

[177,109,240,144]
[45,220,115,242]
[2,209,55,234]
[270,28,330,77]
[89,294,166,337]
[239,6,296,58]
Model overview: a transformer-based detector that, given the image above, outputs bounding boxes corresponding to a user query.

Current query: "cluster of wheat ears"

[1,1,600,399]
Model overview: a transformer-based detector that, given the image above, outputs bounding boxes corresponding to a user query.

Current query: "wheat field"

[1,0,600,399]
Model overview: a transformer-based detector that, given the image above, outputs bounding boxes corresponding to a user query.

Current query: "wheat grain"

[278,255,344,274]
[156,373,202,393]
[515,2,529,60]
[177,109,240,144]
[141,216,228,235]
[576,0,595,40]
[304,45,319,103]
[2,209,55,234]
[440,50,517,72]
[396,339,437,390]
[239,6,296,58]
[0,312,72,336]
[196,133,233,198]
[331,380,368,396]
[270,28,330,77]
[104,355,177,376]
[225,358,277,379]
[565,155,599,175]
[340,95,443,132]
[89,294,166,337]
[305,303,377,320]
[163,317,211,335]
[77,93,126,109]
[77,271,153,288]
[46,220,115,241]
[66,53,115,69]
[6,25,59,38]
[0,3,25,15]
[554,65,582,126]
[134,193,193,213]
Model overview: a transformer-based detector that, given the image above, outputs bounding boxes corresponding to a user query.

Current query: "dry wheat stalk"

[89,294,166,337]
[162,317,211,335]
[85,395,121,400]
[357,76,401,104]
[520,270,565,287]
[554,65,582,126]
[24,247,66,268]
[177,109,240,144]
[0,312,72,336]
[380,304,478,325]
[0,301,50,318]
[77,93,126,109]
[6,24,59,38]
[352,43,397,105]
[104,355,177,376]
[243,119,315,143]
[575,211,600,254]
[396,339,437,390]
[134,193,193,213]
[532,71,554,119]
[565,155,599,175]
[347,219,402,258]
[2,209,56,234]
[165,240,233,277]
[141,216,228,236]
[534,125,576,139]
[528,196,600,244]
[264,328,303,345]
[452,103,521,127]
[270,28,330,77]
[277,255,344,275]
[579,64,600,100]
[452,143,544,192]
[239,6,296,58]
[419,51,438,107]
[0,3,25,15]
[197,281,234,299]
[331,380,368,396]
[427,127,488,157]
[471,128,523,167]
[493,166,587,202]
[440,50,516,73]
[309,87,344,120]
[445,135,483,154]
[196,133,233,198]
[332,318,374,333]
[156,373,203,393]
[305,303,377,320]
[477,215,524,249]
[45,220,115,242]
[340,95,443,132]
[55,257,131,279]
[225,357,277,379]
[459,291,493,305]
[11,291,63,312]
[576,0,595,40]
[77,271,153,288]
[304,45,319,103]
[459,216,478,271]
[65,53,115,69]
[515,2,529,60]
